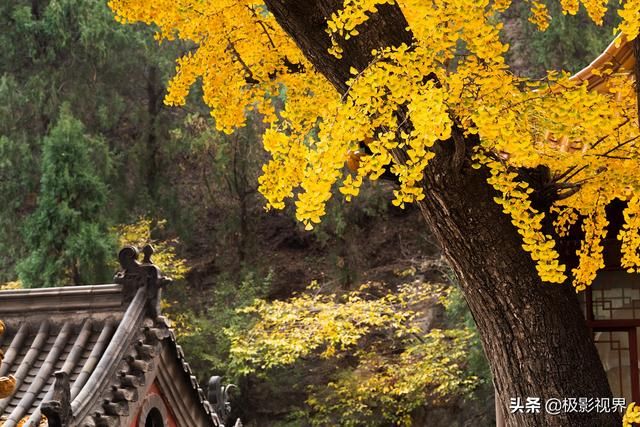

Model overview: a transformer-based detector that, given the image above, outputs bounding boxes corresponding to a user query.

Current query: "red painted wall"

[129,382,178,427]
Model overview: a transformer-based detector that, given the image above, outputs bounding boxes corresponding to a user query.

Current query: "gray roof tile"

[0,246,226,427]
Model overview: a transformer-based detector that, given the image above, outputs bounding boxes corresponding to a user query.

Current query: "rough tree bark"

[262,1,621,426]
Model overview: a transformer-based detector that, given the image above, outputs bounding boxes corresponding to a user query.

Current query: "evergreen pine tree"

[17,105,115,288]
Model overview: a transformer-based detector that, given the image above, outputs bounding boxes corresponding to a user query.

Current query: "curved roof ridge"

[570,34,635,90]
[0,284,124,316]
[70,286,147,421]
[69,320,116,401]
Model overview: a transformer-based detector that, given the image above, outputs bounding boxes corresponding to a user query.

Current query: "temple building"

[568,35,638,407]
[495,36,640,426]
[0,245,238,427]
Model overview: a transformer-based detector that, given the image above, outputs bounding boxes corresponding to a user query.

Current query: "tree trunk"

[263,1,621,426]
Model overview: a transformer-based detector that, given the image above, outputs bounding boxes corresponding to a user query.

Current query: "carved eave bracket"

[114,245,173,318]
[41,370,71,427]
[207,376,238,425]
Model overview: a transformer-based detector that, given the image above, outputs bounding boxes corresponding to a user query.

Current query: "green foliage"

[0,135,39,281]
[308,181,392,287]
[0,0,148,133]
[168,112,267,265]
[312,181,390,245]
[0,0,205,283]
[165,269,273,377]
[503,0,619,77]
[17,106,115,287]
[0,0,195,231]
[444,285,494,391]
[227,281,479,426]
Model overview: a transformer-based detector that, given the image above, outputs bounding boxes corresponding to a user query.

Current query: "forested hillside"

[0,0,619,425]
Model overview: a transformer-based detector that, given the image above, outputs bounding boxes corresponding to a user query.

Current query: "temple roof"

[571,35,636,91]
[0,246,226,427]
[537,36,637,155]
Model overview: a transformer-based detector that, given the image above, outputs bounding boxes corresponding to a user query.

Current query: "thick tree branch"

[264,0,412,93]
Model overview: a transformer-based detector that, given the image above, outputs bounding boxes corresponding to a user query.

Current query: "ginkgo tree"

[108,0,640,425]
[227,281,479,426]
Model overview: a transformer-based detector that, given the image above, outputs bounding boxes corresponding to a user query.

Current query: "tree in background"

[0,135,39,281]
[502,0,620,77]
[17,106,114,287]
[171,113,267,267]
[0,0,195,283]
[109,0,640,425]
[228,281,478,426]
